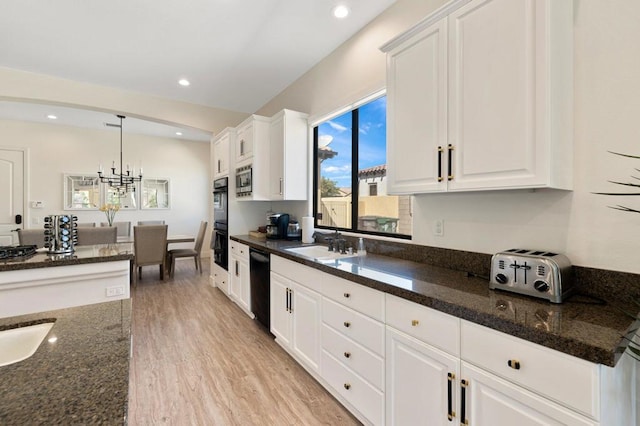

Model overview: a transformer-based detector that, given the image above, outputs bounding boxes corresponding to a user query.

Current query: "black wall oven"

[211,177,228,270]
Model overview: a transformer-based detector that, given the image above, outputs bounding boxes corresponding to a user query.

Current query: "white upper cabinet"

[269,109,309,200]
[234,114,270,200]
[382,0,573,194]
[212,127,233,178]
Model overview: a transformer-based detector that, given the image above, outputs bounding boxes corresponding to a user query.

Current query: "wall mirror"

[104,185,138,209]
[63,174,101,210]
[141,178,170,209]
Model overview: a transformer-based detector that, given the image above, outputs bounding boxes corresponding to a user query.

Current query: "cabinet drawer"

[322,350,384,426]
[271,255,323,292]
[461,320,600,418]
[322,324,384,390]
[323,298,385,356]
[322,273,385,321]
[230,242,249,260]
[386,294,459,355]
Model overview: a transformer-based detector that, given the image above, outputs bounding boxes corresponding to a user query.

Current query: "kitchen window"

[313,93,412,238]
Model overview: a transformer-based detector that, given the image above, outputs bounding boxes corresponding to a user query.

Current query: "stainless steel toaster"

[489,249,573,303]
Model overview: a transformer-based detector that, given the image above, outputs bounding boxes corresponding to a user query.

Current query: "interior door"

[0,148,25,245]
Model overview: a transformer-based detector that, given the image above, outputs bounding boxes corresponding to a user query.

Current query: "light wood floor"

[128,259,361,425]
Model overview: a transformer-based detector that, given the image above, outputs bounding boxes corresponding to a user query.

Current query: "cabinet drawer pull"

[447,372,455,421]
[411,319,419,326]
[343,352,351,359]
[508,359,521,370]
[343,321,351,328]
[437,145,443,182]
[447,144,454,181]
[343,292,350,298]
[461,379,469,425]
[343,383,351,390]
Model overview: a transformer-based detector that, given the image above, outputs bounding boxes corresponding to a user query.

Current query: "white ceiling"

[0,0,396,113]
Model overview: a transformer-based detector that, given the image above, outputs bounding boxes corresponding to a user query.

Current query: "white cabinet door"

[270,272,292,347]
[461,363,596,426]
[229,255,241,302]
[235,120,253,165]
[237,256,250,313]
[269,110,309,201]
[386,18,448,194]
[386,326,459,426]
[291,281,322,372]
[213,131,230,178]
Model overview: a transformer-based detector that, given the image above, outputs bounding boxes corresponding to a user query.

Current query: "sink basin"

[0,322,54,367]
[285,245,357,261]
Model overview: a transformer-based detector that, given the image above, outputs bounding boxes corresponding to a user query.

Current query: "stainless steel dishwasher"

[249,248,271,331]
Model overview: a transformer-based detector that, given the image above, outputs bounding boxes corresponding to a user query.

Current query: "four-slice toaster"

[490,249,573,303]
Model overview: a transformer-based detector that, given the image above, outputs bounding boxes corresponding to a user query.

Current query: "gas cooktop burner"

[0,245,38,260]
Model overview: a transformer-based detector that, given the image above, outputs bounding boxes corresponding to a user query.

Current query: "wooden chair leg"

[170,256,176,278]
[197,255,202,274]
[194,256,198,271]
[159,264,164,280]
[138,266,142,280]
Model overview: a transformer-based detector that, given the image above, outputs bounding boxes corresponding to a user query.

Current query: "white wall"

[1,119,210,243]
[256,0,640,274]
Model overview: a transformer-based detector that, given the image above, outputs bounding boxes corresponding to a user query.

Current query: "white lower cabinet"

[269,257,635,425]
[212,262,229,295]
[386,326,459,425]
[461,362,596,426]
[270,270,322,373]
[229,242,251,316]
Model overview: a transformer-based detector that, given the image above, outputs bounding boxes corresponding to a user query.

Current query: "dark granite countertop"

[0,243,134,272]
[232,235,640,367]
[0,299,131,425]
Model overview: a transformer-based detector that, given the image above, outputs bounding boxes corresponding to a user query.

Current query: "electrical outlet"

[106,286,125,297]
[434,219,444,236]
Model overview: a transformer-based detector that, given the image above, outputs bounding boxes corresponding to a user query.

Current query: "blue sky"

[318,96,387,188]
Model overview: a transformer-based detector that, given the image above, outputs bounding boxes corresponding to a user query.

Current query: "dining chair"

[133,224,168,284]
[100,221,131,238]
[167,221,208,277]
[17,229,45,248]
[76,227,117,245]
[76,222,96,227]
[137,220,165,225]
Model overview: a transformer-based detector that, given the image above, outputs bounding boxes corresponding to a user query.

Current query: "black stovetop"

[0,245,38,260]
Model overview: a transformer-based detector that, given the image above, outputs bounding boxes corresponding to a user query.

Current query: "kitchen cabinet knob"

[343,321,351,328]
[343,352,351,358]
[411,319,419,326]
[343,383,351,390]
[343,292,350,298]
[508,359,521,370]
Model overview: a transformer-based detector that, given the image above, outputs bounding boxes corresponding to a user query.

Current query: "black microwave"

[236,165,252,197]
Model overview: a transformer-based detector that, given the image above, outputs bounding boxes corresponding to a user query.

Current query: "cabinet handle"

[437,146,443,182]
[343,383,351,390]
[447,144,454,181]
[288,288,293,313]
[343,352,351,359]
[508,359,521,370]
[279,178,283,195]
[343,321,351,328]
[343,292,350,298]
[217,159,221,173]
[240,139,244,156]
[460,379,468,425]
[447,372,455,421]
[411,319,419,326]
[235,260,239,276]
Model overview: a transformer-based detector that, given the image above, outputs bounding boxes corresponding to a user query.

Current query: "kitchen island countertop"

[0,243,134,272]
[231,235,639,367]
[0,299,131,424]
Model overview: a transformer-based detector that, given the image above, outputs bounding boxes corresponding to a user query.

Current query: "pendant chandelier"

[97,115,142,196]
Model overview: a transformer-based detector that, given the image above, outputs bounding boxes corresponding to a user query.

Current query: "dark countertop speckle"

[0,243,134,272]
[0,299,131,425]
[232,235,640,367]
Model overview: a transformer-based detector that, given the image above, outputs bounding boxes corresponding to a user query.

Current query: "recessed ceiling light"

[333,4,349,19]
[47,114,57,120]
[178,78,190,87]
[176,131,183,136]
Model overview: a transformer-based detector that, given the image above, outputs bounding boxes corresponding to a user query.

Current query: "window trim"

[312,91,411,240]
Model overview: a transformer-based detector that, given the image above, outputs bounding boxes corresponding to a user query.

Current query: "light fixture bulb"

[176,131,183,136]
[333,4,349,19]
[47,114,57,120]
[178,78,190,87]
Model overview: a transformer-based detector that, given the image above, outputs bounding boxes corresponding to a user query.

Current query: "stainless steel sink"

[0,322,55,367]
[285,245,357,262]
